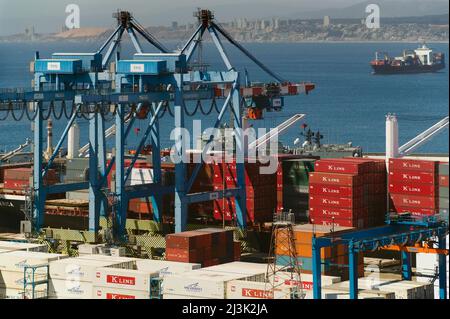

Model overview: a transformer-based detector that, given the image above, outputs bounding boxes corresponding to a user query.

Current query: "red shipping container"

[165,248,204,263]
[314,160,366,175]
[389,158,438,173]
[440,175,449,187]
[389,182,437,196]
[309,195,364,209]
[309,206,363,219]
[233,242,241,261]
[309,184,363,198]
[166,231,212,250]
[390,194,437,209]
[310,216,366,228]
[389,171,437,184]
[309,172,362,187]
[391,206,437,217]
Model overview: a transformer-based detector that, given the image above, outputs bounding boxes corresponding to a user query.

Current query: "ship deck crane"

[0,139,31,162]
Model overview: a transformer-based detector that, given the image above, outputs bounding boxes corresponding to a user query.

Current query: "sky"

[0,0,447,36]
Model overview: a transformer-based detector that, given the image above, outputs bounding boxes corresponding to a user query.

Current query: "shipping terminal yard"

[0,8,448,301]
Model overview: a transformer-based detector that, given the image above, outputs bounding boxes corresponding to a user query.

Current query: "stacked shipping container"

[277,159,315,222]
[388,158,442,217]
[212,160,277,224]
[165,228,240,267]
[309,158,387,228]
[275,224,364,279]
[3,167,59,192]
[439,163,449,217]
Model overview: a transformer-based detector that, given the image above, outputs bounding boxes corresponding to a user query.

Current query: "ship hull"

[371,63,446,75]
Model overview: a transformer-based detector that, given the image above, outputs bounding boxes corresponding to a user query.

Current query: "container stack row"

[439,162,449,217]
[274,224,364,279]
[276,158,316,222]
[2,167,59,193]
[309,158,387,228]
[212,160,277,224]
[165,228,240,267]
[388,158,442,217]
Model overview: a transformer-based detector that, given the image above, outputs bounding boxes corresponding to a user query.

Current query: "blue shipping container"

[133,53,187,73]
[117,60,167,75]
[52,53,102,71]
[34,59,82,74]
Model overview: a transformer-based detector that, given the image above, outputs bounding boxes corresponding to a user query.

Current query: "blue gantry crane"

[312,214,448,299]
[0,9,314,242]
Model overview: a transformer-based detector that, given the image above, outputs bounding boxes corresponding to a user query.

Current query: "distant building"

[273,18,280,30]
[171,21,178,29]
[323,16,331,28]
[24,26,36,41]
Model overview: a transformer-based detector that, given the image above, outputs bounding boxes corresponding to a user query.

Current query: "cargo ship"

[370,44,446,74]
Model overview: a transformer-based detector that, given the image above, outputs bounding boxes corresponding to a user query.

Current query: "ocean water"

[0,41,448,154]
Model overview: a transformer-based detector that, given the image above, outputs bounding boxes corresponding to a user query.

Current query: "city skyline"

[0,0,448,36]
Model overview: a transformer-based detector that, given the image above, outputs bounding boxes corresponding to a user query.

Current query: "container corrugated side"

[76,254,138,266]
[93,267,158,292]
[134,259,201,278]
[333,278,423,299]
[163,270,252,299]
[163,294,211,299]
[0,241,48,253]
[226,280,292,299]
[92,286,151,299]
[270,272,341,290]
[0,270,47,289]
[48,278,93,299]
[0,287,47,299]
[0,251,67,272]
[49,257,134,282]
[315,288,395,299]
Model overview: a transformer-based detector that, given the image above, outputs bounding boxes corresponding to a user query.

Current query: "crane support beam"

[312,220,448,300]
[380,245,449,255]
[211,21,286,83]
[248,114,306,151]
[399,116,449,156]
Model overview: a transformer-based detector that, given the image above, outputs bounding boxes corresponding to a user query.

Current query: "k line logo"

[242,288,273,299]
[106,275,136,286]
[106,293,136,299]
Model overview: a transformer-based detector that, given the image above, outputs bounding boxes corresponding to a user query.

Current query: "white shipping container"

[93,267,158,292]
[93,286,150,299]
[271,272,341,291]
[128,168,154,186]
[163,270,253,299]
[76,254,138,265]
[163,294,212,300]
[0,270,47,289]
[318,288,395,300]
[49,257,134,282]
[0,287,47,299]
[204,262,267,273]
[0,249,16,254]
[0,251,67,272]
[48,278,93,299]
[134,259,201,278]
[0,241,48,253]
[331,280,420,299]
[226,280,292,299]
[110,247,127,257]
[200,262,266,282]
[77,244,105,255]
